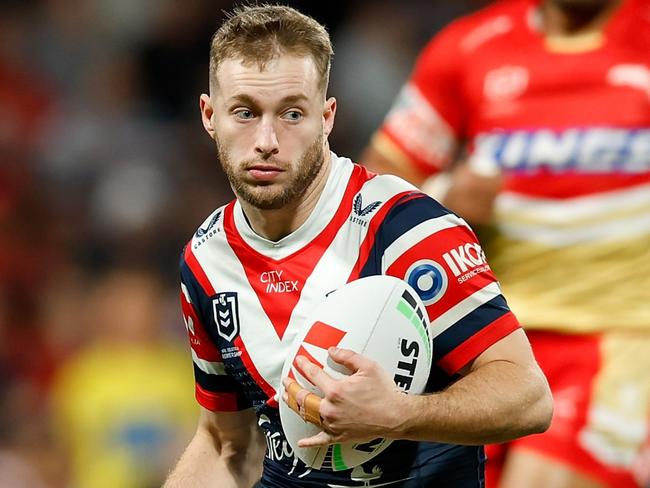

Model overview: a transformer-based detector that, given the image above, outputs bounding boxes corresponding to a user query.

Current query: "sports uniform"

[372,0,650,485]
[179,154,519,487]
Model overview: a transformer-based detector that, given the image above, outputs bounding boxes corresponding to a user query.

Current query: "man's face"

[201,55,335,210]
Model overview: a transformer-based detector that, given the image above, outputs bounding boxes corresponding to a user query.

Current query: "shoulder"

[410,0,526,87]
[427,0,527,55]
[355,167,469,242]
[180,203,230,264]
[611,0,650,49]
[356,168,420,200]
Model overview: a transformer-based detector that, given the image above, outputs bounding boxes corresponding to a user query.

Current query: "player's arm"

[364,142,502,225]
[397,327,551,444]
[285,196,552,446]
[361,136,430,188]
[174,250,265,485]
[288,328,551,447]
[164,406,265,488]
[362,20,502,226]
[441,163,502,225]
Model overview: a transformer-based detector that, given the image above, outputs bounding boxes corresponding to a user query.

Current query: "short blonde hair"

[209,5,333,93]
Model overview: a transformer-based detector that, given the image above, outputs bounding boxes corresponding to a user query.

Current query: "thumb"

[328,347,369,373]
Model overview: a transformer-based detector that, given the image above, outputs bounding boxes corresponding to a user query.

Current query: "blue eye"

[235,109,254,119]
[283,111,302,121]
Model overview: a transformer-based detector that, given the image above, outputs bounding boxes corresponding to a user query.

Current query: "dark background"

[0,1,488,486]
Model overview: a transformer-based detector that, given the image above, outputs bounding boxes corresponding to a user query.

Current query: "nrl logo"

[350,194,381,227]
[213,292,240,342]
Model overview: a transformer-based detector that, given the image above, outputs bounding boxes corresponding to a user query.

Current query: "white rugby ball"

[279,274,432,471]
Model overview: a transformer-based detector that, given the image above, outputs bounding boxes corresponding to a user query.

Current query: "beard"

[216,135,325,210]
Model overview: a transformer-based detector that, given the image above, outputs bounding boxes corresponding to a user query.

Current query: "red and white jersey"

[376,0,650,333]
[179,154,519,486]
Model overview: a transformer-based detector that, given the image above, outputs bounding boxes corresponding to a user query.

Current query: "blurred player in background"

[364,0,650,487]
[52,269,196,488]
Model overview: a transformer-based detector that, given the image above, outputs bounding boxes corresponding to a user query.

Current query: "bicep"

[462,329,539,375]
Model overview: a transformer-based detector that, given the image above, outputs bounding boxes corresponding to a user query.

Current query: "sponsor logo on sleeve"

[405,260,448,305]
[442,243,491,283]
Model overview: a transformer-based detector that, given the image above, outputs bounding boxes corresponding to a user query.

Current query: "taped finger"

[286,381,302,414]
[303,392,322,427]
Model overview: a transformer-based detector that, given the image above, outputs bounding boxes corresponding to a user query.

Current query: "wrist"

[387,391,421,440]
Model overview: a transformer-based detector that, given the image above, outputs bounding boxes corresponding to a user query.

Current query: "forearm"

[164,427,264,488]
[395,359,552,445]
[438,164,502,226]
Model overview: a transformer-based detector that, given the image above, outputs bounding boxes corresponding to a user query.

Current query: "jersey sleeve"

[379,194,520,375]
[374,21,467,175]
[179,249,251,412]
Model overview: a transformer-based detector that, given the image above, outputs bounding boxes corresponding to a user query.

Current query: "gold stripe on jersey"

[580,333,650,466]
[484,184,650,333]
[496,200,650,231]
[494,184,650,234]
[486,234,650,332]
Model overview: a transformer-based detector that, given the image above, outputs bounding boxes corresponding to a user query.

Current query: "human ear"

[199,94,216,139]
[323,97,337,138]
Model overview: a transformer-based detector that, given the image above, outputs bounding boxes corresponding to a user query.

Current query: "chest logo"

[260,270,299,293]
[213,292,240,342]
[484,65,529,101]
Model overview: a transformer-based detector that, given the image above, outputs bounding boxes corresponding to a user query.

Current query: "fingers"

[283,379,323,427]
[298,430,333,448]
[285,380,301,413]
[294,355,336,393]
[328,347,369,373]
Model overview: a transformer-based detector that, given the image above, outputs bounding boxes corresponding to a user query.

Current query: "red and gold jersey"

[375,0,650,333]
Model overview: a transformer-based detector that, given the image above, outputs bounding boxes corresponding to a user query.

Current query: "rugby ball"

[279,274,432,471]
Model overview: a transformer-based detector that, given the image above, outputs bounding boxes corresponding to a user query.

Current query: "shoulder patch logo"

[196,211,221,238]
[213,292,240,342]
[353,194,381,217]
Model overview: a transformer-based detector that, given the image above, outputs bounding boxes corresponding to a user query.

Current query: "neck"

[239,149,332,242]
[541,0,620,36]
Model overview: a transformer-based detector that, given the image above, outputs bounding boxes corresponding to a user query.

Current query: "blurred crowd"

[0,0,487,486]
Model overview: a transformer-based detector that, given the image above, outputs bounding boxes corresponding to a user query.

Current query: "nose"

[254,117,279,159]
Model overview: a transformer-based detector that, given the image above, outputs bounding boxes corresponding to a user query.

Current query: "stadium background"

[0,1,489,486]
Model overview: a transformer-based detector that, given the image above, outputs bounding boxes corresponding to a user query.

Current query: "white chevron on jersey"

[231,154,354,260]
[286,174,418,363]
[188,154,418,398]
